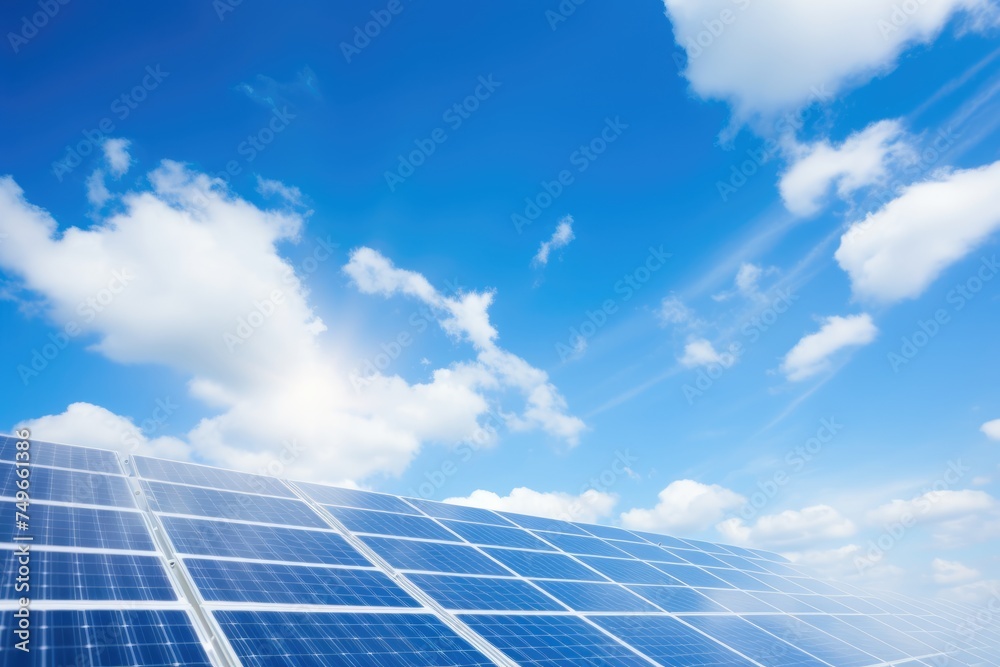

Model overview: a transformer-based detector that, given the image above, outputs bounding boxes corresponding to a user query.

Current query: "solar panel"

[141,479,327,527]
[442,519,557,551]
[406,573,566,611]
[326,505,462,541]
[133,455,294,497]
[0,435,122,474]
[361,536,510,575]
[184,557,421,607]
[482,547,608,582]
[576,555,682,585]
[532,531,632,558]
[0,549,176,601]
[213,610,497,666]
[0,503,155,550]
[681,614,831,667]
[461,614,651,666]
[0,609,214,666]
[532,580,659,612]
[7,436,991,666]
[296,481,421,514]
[406,497,515,525]
[0,461,135,508]
[627,585,727,613]
[591,614,757,666]
[497,510,590,535]
[745,614,882,667]
[160,514,370,565]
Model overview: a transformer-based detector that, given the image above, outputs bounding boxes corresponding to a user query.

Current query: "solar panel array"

[2,434,998,666]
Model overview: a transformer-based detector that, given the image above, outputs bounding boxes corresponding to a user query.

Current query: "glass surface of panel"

[405,498,514,525]
[361,536,509,576]
[591,615,757,666]
[142,480,326,527]
[482,548,608,582]
[407,574,565,611]
[0,503,155,551]
[326,506,460,541]
[441,520,555,551]
[0,462,135,508]
[296,482,421,514]
[134,455,293,497]
[0,550,174,601]
[532,580,659,612]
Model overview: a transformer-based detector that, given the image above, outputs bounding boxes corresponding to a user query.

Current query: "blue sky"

[2,1,999,601]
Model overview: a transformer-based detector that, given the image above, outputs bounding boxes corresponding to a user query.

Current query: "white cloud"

[678,339,734,368]
[717,505,857,549]
[981,419,1000,440]
[663,0,998,118]
[658,295,701,329]
[102,138,132,178]
[779,120,912,216]
[784,544,904,584]
[532,216,575,267]
[15,402,190,460]
[344,248,586,445]
[256,176,303,207]
[711,262,778,302]
[932,558,981,585]
[86,170,111,208]
[0,160,582,483]
[445,487,616,524]
[868,489,997,525]
[780,314,878,381]
[835,160,1000,303]
[939,578,1000,605]
[620,479,745,533]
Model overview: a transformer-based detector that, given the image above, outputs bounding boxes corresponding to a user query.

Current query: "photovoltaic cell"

[794,614,911,662]
[141,480,327,528]
[184,558,420,607]
[700,587,781,613]
[0,609,213,666]
[681,615,831,667]
[573,522,645,543]
[711,553,771,573]
[405,497,514,525]
[791,594,857,614]
[745,615,881,667]
[666,548,731,568]
[0,503,155,551]
[605,539,688,563]
[750,572,813,594]
[591,615,757,666]
[296,481,421,514]
[627,585,727,613]
[532,580,659,612]
[679,537,734,555]
[326,505,461,541]
[441,520,556,551]
[0,436,122,474]
[361,536,510,576]
[625,529,693,549]
[706,567,777,591]
[482,548,608,582]
[749,591,824,614]
[407,573,565,611]
[462,614,651,667]
[160,515,369,566]
[576,555,682,585]
[133,455,293,497]
[498,511,590,535]
[0,462,135,508]
[214,610,495,667]
[835,615,939,658]
[0,550,175,601]
[651,563,734,589]
[532,531,631,558]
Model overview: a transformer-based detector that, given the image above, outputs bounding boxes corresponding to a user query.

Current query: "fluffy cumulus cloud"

[835,160,1000,303]
[784,544,904,584]
[980,419,1000,440]
[102,138,132,177]
[678,339,733,369]
[932,558,981,585]
[344,248,586,444]
[444,487,617,524]
[662,0,998,118]
[15,402,190,460]
[779,120,912,216]
[780,314,878,381]
[868,489,997,525]
[0,160,583,483]
[659,295,702,329]
[717,505,857,549]
[620,480,745,533]
[532,215,575,267]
